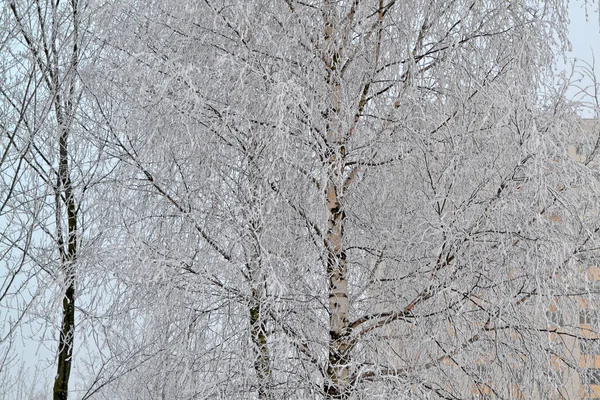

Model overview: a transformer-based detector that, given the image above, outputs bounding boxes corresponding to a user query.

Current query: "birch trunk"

[249,280,271,399]
[53,34,79,400]
[325,175,351,399]
[246,153,272,399]
[248,240,272,399]
[53,125,77,399]
[323,4,351,398]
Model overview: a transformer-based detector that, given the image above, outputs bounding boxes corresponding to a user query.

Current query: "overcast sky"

[569,1,600,60]
[563,1,600,114]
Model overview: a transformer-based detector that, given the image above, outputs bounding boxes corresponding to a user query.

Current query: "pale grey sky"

[563,1,600,114]
[569,1,600,61]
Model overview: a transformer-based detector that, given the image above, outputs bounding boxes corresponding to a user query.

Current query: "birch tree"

[94,1,599,399]
[6,0,81,393]
[1,1,112,398]
[7,0,600,399]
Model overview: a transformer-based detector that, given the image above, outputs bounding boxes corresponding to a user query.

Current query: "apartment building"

[468,118,600,400]
[530,119,600,400]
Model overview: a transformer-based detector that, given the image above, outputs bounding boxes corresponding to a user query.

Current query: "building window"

[579,311,599,326]
[577,143,592,158]
[512,368,524,384]
[546,310,564,326]
[476,364,488,380]
[583,368,600,386]
[584,279,600,293]
[583,267,600,292]
[580,339,599,355]
[548,368,564,387]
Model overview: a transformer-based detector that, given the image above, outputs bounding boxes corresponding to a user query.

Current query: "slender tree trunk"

[246,154,273,399]
[53,272,75,400]
[9,0,80,396]
[53,118,78,400]
[53,2,79,395]
[250,287,272,399]
[248,246,272,399]
[325,177,351,399]
[323,4,351,398]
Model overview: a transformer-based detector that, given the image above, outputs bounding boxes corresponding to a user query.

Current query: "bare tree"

[5,0,600,399]
[2,1,112,398]
[89,1,600,399]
